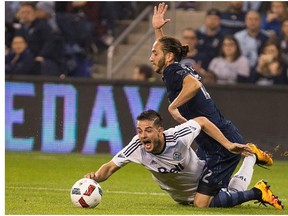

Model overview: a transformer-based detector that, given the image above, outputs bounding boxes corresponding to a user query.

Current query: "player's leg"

[209,187,260,207]
[228,155,256,192]
[209,144,276,208]
[193,193,214,207]
[194,167,219,208]
[194,129,243,208]
[194,153,241,207]
[209,180,284,209]
[228,144,273,192]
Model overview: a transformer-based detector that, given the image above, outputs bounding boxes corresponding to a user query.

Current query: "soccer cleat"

[254,180,284,210]
[248,143,273,166]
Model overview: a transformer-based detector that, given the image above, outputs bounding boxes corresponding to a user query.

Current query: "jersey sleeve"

[173,119,201,147]
[112,135,141,167]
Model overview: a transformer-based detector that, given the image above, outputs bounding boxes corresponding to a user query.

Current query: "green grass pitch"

[5,151,288,214]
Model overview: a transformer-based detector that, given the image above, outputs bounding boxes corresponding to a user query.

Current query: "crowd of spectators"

[5,1,288,85]
[207,35,250,84]
[179,1,288,85]
[5,1,141,78]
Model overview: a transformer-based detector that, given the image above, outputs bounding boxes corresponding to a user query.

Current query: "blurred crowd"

[177,1,288,85]
[5,1,288,85]
[5,1,145,77]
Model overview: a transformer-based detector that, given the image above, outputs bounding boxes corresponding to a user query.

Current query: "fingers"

[239,144,254,157]
[158,2,165,13]
[241,151,251,157]
[244,144,254,154]
[154,5,160,16]
[242,150,253,157]
[162,4,168,14]
[230,143,254,156]
[84,172,96,179]
[153,3,170,28]
[164,18,171,24]
[243,148,252,155]
[157,2,168,14]
[235,143,254,154]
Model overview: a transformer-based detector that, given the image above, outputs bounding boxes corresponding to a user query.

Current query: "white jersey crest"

[112,119,206,203]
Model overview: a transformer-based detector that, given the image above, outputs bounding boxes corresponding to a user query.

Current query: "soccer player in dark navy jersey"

[149,3,272,208]
[162,61,244,156]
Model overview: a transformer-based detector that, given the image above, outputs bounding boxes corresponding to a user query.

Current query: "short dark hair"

[20,1,37,9]
[206,8,221,17]
[136,110,163,128]
[137,64,153,79]
[158,36,189,62]
[182,27,196,34]
[13,34,28,43]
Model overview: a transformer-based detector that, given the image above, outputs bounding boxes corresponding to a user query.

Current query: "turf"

[5,151,288,215]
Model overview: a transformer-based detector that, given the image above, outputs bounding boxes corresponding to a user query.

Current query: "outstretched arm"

[152,2,171,39]
[85,160,120,183]
[193,117,254,156]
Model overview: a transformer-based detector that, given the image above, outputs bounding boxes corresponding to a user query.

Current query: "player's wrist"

[224,142,234,151]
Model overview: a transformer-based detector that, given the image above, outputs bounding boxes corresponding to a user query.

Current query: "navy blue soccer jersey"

[162,63,244,155]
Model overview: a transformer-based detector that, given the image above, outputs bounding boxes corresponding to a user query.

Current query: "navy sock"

[209,188,262,208]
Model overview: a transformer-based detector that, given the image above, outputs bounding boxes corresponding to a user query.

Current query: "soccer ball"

[70,178,103,208]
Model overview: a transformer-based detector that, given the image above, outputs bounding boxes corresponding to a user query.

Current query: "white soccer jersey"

[112,119,206,204]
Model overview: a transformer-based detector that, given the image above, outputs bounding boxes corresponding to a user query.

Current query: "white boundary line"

[6,185,167,196]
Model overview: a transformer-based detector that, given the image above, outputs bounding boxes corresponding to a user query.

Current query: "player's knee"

[194,192,213,208]
[193,199,210,208]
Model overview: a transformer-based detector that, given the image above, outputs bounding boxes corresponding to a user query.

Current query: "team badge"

[173,152,182,161]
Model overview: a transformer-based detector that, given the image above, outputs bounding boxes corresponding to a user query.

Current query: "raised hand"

[152,2,171,30]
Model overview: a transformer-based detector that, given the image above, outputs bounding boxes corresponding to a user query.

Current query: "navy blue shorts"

[196,128,244,196]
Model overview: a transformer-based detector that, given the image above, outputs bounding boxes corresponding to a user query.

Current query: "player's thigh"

[197,154,241,195]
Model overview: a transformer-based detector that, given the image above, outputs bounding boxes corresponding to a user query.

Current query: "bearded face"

[149,41,168,75]
[153,55,166,74]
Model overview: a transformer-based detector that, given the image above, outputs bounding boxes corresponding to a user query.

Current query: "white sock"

[228,155,256,192]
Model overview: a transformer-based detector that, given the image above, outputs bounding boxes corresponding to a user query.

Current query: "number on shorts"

[202,169,213,184]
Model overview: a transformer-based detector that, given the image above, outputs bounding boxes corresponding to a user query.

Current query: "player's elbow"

[193,116,209,129]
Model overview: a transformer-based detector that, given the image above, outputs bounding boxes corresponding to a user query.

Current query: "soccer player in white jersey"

[85,110,283,209]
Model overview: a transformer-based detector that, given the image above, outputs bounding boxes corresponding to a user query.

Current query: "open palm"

[152,3,171,29]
